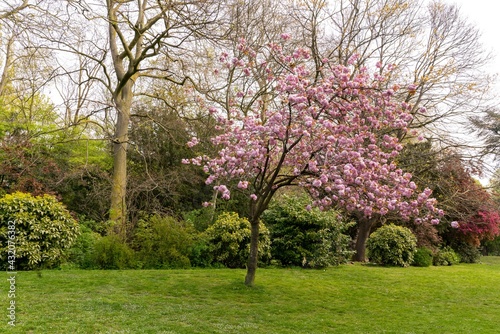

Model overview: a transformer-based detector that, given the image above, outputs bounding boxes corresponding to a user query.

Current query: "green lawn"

[2,257,500,333]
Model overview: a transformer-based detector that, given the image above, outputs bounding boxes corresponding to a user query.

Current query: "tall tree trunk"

[109,83,132,239]
[353,218,373,262]
[245,218,260,287]
[107,0,140,238]
[0,35,14,97]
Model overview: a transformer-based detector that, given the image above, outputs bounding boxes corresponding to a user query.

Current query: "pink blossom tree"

[184,38,442,286]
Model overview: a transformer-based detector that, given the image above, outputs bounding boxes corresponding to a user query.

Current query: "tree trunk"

[245,218,260,286]
[0,34,14,97]
[109,84,132,239]
[353,218,373,262]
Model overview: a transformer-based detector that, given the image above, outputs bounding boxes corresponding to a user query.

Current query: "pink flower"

[407,84,417,92]
[312,179,322,187]
[238,180,249,189]
[451,221,459,228]
[280,33,291,40]
[187,137,199,148]
[347,54,359,65]
[219,52,228,62]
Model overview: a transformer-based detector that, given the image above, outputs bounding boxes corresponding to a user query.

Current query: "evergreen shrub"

[412,247,433,267]
[433,246,460,266]
[262,195,353,268]
[367,224,417,267]
[204,212,271,268]
[452,241,481,263]
[0,192,80,269]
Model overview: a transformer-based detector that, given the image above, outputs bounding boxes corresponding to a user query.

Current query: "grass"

[2,257,500,333]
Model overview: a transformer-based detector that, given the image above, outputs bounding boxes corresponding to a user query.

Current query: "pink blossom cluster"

[183,39,442,224]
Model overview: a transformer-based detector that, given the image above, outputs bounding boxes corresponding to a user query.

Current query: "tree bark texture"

[245,218,260,286]
[353,218,373,262]
[109,84,132,238]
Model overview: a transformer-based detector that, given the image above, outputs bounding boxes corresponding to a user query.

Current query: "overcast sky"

[439,0,500,180]
[445,0,500,89]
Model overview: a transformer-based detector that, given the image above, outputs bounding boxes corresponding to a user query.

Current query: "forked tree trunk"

[353,218,374,262]
[245,219,260,286]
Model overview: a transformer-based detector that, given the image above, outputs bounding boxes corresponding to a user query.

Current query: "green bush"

[67,225,102,269]
[0,192,80,270]
[188,238,211,267]
[133,214,195,269]
[433,246,460,266]
[183,207,215,232]
[452,241,481,263]
[92,235,136,269]
[367,224,417,267]
[412,247,433,267]
[482,236,500,256]
[262,195,353,268]
[204,212,271,268]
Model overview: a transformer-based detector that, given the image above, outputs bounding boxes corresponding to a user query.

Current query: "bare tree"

[0,1,35,96]
[0,0,29,20]
[15,0,223,236]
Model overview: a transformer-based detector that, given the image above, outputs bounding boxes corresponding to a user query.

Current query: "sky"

[446,0,500,90]
[441,0,500,182]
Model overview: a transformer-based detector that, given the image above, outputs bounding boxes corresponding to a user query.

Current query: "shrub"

[67,225,102,269]
[433,246,460,266]
[183,207,215,232]
[367,224,417,267]
[92,235,136,269]
[482,236,500,256]
[189,237,213,268]
[0,192,80,270]
[452,241,481,263]
[204,212,271,268]
[262,195,353,268]
[133,214,195,269]
[412,247,433,267]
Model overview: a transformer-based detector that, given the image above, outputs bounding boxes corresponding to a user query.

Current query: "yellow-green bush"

[204,212,271,268]
[0,192,80,269]
[367,224,417,267]
[433,246,460,266]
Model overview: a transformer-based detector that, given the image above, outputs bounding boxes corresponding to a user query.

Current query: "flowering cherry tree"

[184,38,442,286]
